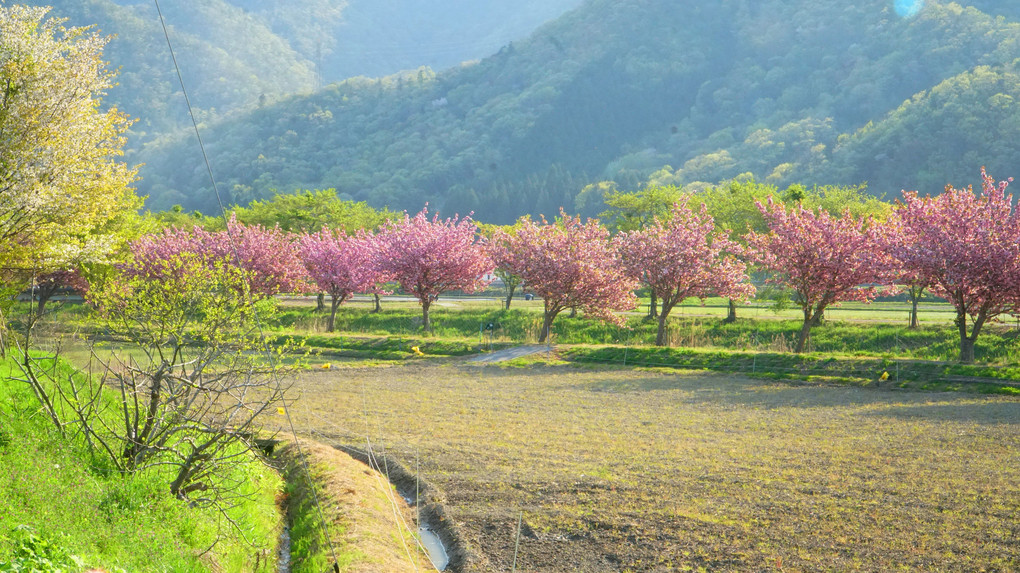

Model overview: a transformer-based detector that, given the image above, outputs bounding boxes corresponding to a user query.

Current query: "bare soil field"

[275,360,1020,572]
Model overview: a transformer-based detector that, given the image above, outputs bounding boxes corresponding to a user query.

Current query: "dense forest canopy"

[123,0,1020,222]
[22,0,582,149]
[22,0,1020,223]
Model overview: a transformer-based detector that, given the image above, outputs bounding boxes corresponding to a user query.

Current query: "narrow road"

[467,345,551,363]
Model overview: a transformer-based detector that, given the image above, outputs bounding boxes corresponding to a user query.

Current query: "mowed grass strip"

[276,363,1020,572]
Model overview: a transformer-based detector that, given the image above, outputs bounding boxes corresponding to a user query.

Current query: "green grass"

[558,345,1020,393]
[271,302,1020,367]
[0,355,283,572]
[277,332,495,362]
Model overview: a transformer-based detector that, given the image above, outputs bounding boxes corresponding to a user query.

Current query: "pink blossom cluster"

[746,197,894,352]
[129,214,308,299]
[749,198,893,306]
[374,206,492,330]
[890,167,1020,361]
[296,227,390,331]
[492,210,637,342]
[297,227,386,304]
[616,201,754,345]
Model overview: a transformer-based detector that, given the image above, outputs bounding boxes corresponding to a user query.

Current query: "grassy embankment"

[270,296,1020,391]
[0,315,433,572]
[276,440,423,573]
[0,354,283,571]
[282,362,1020,572]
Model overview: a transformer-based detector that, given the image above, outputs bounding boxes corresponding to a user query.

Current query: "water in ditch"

[277,525,292,573]
[418,524,449,570]
[400,490,450,571]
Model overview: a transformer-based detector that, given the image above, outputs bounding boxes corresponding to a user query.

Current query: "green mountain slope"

[320,0,586,80]
[34,0,318,139]
[818,63,1020,194]
[135,0,1020,221]
[27,0,582,148]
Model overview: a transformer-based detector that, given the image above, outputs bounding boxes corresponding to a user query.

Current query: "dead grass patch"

[275,439,423,572]
[273,363,1020,572]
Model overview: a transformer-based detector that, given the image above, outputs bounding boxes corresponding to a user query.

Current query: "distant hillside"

[25,0,581,149]
[317,0,586,80]
[132,0,1020,221]
[816,62,1020,194]
[33,0,317,140]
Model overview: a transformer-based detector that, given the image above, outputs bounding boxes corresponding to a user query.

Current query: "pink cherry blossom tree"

[480,222,526,310]
[748,198,893,353]
[130,214,308,299]
[879,217,932,330]
[616,201,755,346]
[375,207,491,332]
[298,228,386,332]
[30,269,90,315]
[893,168,1020,363]
[493,211,637,343]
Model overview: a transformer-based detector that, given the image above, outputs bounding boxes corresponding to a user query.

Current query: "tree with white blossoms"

[0,6,138,354]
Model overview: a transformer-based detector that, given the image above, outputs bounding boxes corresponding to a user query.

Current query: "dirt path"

[467,345,550,363]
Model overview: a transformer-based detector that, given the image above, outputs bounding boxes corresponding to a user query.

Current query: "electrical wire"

[151,1,342,568]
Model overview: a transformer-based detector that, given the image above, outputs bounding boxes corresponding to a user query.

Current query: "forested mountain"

[30,0,316,139]
[304,0,587,80]
[133,0,1020,221]
[26,0,582,146]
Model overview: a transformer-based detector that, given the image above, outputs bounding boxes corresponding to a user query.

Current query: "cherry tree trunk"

[959,337,976,364]
[539,311,558,343]
[316,292,325,313]
[956,309,989,364]
[907,285,924,329]
[795,310,814,353]
[723,298,738,323]
[810,310,825,326]
[504,285,516,310]
[36,283,62,316]
[327,296,342,332]
[655,311,670,346]
[373,293,382,313]
[421,298,432,332]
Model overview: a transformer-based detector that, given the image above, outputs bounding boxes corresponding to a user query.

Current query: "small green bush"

[0,525,89,573]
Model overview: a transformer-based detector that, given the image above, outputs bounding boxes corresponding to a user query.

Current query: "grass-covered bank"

[0,355,283,571]
[28,296,1020,367]
[558,345,1020,394]
[274,440,420,573]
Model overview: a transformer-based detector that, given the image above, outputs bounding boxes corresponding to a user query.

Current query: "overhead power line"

[151,1,341,569]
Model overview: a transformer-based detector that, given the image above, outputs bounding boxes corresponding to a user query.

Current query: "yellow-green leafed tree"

[0,5,139,353]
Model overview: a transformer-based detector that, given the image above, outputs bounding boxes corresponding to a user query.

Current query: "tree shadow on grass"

[863,401,1020,425]
[578,370,1015,415]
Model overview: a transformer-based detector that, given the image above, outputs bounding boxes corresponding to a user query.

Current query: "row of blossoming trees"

[108,169,1020,364]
